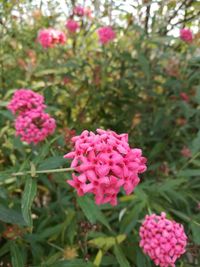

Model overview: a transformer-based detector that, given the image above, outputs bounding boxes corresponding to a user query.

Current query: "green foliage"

[0,0,200,266]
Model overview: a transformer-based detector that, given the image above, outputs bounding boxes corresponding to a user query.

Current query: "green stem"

[12,167,74,177]
[178,151,200,172]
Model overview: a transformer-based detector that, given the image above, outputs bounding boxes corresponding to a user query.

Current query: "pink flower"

[7,89,45,115]
[37,28,66,48]
[73,5,85,16]
[180,28,193,43]
[97,26,116,45]
[66,19,80,33]
[180,92,189,102]
[15,110,56,144]
[64,129,147,206]
[84,7,92,18]
[181,146,192,158]
[139,212,187,267]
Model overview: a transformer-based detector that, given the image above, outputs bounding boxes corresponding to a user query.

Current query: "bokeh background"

[0,0,200,266]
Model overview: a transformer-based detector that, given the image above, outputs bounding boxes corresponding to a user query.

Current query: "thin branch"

[145,3,151,35]
[12,167,74,177]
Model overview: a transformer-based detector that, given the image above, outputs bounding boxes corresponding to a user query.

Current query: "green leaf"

[136,247,150,267]
[170,209,191,222]
[191,130,200,154]
[0,242,10,257]
[0,204,26,225]
[113,244,130,267]
[38,156,67,170]
[21,177,37,227]
[77,195,111,230]
[48,259,95,267]
[10,242,24,267]
[89,234,126,251]
[93,250,103,267]
[178,169,200,177]
[190,222,200,245]
[138,53,150,82]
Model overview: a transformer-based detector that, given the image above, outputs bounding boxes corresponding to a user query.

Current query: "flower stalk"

[12,167,74,177]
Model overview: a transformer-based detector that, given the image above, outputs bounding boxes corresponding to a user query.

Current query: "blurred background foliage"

[0,0,200,266]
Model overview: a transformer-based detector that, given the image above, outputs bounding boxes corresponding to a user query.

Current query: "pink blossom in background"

[180,92,189,102]
[97,26,116,44]
[139,212,187,267]
[37,28,66,48]
[73,5,85,16]
[181,146,192,158]
[180,28,193,43]
[66,19,80,33]
[15,110,56,144]
[7,89,45,115]
[64,129,147,206]
[84,7,92,18]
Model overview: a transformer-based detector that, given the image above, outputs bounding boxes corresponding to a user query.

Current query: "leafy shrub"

[0,1,200,266]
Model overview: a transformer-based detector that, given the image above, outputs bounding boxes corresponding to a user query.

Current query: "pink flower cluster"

[66,19,80,33]
[7,89,56,144]
[7,89,45,115]
[73,5,85,17]
[15,110,56,144]
[180,92,189,102]
[139,212,187,267]
[37,28,66,48]
[180,28,193,43]
[64,129,147,206]
[97,26,116,45]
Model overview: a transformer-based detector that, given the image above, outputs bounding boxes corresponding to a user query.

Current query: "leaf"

[178,169,200,177]
[89,234,126,251]
[170,209,191,222]
[21,177,37,227]
[190,222,200,245]
[120,201,146,234]
[38,156,67,170]
[136,247,151,267]
[93,250,103,266]
[138,53,150,82]
[113,244,130,267]
[77,195,111,230]
[0,242,10,257]
[191,130,200,154]
[0,204,26,225]
[37,223,64,240]
[10,242,24,267]
[48,259,95,267]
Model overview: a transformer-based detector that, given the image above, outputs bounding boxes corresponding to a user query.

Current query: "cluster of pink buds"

[66,19,80,33]
[7,89,45,115]
[97,26,116,45]
[37,28,66,48]
[7,89,56,144]
[139,212,187,267]
[180,28,193,43]
[73,5,91,18]
[64,129,147,206]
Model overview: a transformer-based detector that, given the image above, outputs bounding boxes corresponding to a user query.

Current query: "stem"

[12,167,74,177]
[178,151,200,172]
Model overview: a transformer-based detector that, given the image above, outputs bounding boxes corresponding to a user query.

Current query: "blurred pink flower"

[73,5,85,16]
[7,89,45,115]
[180,92,189,102]
[15,110,56,144]
[180,28,193,43]
[181,146,192,158]
[97,26,116,45]
[139,212,187,267]
[37,28,66,48]
[66,19,80,33]
[64,129,147,206]
[84,7,92,18]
